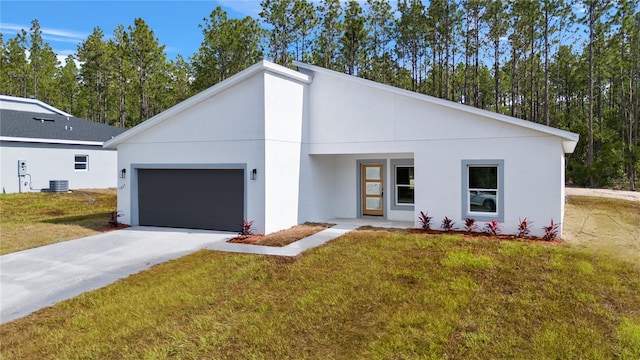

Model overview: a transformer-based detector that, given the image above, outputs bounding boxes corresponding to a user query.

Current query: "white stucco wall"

[114,72,268,231]
[298,153,415,223]
[302,69,568,237]
[263,72,306,233]
[1,142,118,193]
[114,70,309,235]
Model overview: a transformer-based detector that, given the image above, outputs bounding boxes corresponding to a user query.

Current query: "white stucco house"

[104,61,578,237]
[1,95,125,193]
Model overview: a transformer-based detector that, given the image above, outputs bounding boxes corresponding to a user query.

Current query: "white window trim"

[461,160,504,222]
[390,159,414,211]
[75,154,89,171]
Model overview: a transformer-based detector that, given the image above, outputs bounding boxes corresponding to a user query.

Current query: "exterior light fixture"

[250,169,257,180]
[120,168,126,179]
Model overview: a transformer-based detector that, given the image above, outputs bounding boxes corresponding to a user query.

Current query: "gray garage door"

[137,169,244,232]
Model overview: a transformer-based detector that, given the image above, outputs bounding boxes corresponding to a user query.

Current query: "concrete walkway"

[0,223,363,324]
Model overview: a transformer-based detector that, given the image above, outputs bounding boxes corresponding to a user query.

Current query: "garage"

[137,168,244,232]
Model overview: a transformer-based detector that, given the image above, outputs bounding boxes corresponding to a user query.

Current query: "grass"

[1,193,639,358]
[0,189,117,254]
[563,196,640,266]
[1,230,639,359]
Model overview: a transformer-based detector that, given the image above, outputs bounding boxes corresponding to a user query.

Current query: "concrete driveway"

[0,226,233,324]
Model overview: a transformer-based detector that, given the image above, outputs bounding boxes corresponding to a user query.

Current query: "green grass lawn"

[1,193,639,358]
[0,189,117,254]
[1,231,639,359]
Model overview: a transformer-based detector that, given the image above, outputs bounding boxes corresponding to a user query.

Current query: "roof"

[104,61,312,148]
[0,95,72,117]
[292,61,579,153]
[0,109,126,145]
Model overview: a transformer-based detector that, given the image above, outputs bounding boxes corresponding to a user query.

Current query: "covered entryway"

[137,168,244,231]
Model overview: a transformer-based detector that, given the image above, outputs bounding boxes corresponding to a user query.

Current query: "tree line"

[0,0,638,189]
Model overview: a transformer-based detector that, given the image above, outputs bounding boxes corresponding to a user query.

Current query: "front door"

[362,164,384,216]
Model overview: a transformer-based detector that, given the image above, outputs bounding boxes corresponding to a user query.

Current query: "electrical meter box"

[18,160,27,176]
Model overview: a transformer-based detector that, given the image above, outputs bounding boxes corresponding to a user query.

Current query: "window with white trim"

[462,160,504,222]
[74,155,88,171]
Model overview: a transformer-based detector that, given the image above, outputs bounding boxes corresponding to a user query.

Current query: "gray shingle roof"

[0,109,125,143]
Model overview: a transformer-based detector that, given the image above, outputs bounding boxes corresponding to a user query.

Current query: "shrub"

[484,219,502,236]
[239,219,255,238]
[464,218,477,233]
[109,211,123,227]
[418,211,433,230]
[517,217,532,238]
[441,217,455,232]
[542,219,560,241]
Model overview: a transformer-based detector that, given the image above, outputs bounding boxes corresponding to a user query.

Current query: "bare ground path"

[565,187,640,202]
[563,187,640,267]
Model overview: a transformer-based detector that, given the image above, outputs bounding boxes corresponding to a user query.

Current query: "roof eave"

[104,61,311,148]
[0,136,105,146]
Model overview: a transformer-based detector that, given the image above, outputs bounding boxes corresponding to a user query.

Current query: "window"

[462,160,504,222]
[396,166,414,205]
[390,159,414,210]
[75,155,88,171]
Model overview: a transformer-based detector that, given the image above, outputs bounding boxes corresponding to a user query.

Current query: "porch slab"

[329,218,415,229]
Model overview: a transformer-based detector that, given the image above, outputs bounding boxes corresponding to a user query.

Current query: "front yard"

[1,192,639,358]
[0,189,117,255]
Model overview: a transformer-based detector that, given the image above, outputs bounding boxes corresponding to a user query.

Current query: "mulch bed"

[228,222,334,247]
[358,226,563,245]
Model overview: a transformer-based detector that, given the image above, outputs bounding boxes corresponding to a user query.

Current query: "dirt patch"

[563,196,640,266]
[228,222,334,247]
[565,187,640,202]
[96,223,131,232]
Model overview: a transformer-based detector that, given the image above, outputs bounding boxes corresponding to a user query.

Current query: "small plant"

[109,211,123,227]
[542,219,560,241]
[483,219,502,236]
[464,218,478,233]
[418,211,433,230]
[441,217,455,232]
[239,219,256,238]
[517,217,532,238]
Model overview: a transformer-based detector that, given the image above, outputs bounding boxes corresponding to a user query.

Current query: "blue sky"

[0,0,263,63]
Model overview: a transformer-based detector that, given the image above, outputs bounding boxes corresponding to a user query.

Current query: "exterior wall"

[298,153,415,223]
[263,72,306,233]
[412,136,564,237]
[115,72,268,232]
[1,141,117,193]
[303,69,567,237]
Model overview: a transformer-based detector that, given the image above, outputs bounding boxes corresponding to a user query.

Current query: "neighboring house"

[105,61,579,237]
[1,95,125,193]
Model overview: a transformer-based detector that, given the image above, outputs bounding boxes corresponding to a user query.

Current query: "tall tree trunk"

[544,5,550,126]
[588,1,595,187]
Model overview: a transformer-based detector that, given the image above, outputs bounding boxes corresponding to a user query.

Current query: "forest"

[0,0,638,190]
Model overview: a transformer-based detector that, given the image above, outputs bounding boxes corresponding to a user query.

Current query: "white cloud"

[0,22,88,43]
[214,0,263,18]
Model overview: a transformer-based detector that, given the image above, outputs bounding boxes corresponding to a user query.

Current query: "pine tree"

[339,0,366,75]
[192,7,263,92]
[313,0,343,70]
[260,0,295,66]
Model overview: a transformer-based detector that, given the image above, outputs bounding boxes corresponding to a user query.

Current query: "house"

[1,95,125,193]
[104,61,579,237]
